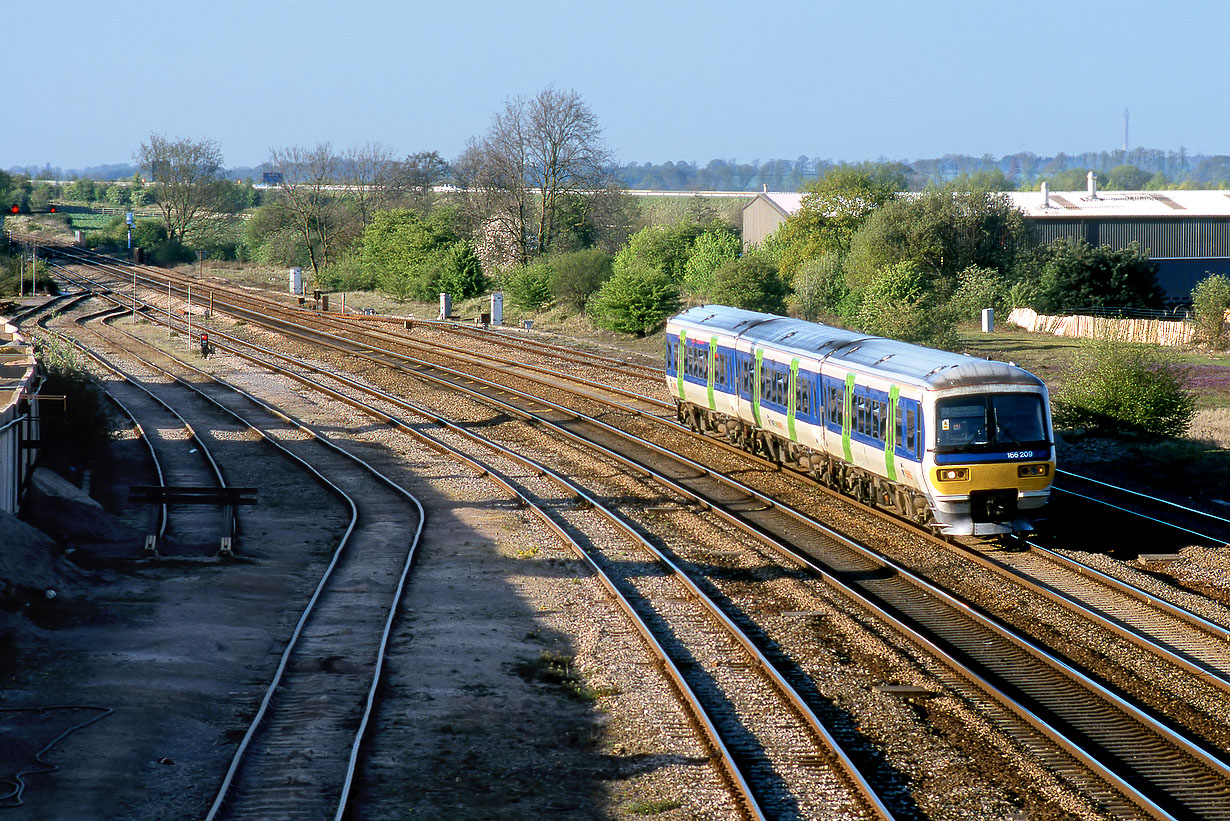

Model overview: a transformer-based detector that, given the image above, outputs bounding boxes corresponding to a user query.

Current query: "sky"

[6,0,1229,172]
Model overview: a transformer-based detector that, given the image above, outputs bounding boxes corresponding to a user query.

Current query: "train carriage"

[666,306,1054,537]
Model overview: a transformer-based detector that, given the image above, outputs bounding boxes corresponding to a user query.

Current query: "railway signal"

[6,203,58,214]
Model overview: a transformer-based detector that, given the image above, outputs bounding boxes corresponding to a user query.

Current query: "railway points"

[4,243,1230,819]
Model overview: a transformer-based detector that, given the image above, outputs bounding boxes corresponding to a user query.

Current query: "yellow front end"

[931,461,1054,495]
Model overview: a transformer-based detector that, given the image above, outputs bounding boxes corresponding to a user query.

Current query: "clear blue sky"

[7,0,1228,171]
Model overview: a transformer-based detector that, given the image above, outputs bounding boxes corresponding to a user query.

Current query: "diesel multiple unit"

[665,305,1055,537]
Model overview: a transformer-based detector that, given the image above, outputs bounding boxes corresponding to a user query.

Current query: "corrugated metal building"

[743,179,1230,303]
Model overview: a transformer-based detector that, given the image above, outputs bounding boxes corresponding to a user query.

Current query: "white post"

[168,279,173,339]
[187,285,192,349]
[133,270,137,322]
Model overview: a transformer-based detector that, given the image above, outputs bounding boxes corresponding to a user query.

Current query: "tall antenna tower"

[1123,108,1130,153]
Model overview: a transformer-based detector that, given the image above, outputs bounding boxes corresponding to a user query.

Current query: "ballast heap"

[665,305,1055,537]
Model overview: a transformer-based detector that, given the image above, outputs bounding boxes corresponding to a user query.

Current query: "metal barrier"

[0,320,38,515]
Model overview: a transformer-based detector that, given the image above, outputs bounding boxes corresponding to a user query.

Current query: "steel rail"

[47,269,779,818]
[68,311,423,821]
[49,254,1229,815]
[156,298,1209,817]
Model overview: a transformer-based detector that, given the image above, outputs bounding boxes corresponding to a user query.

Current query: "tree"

[1191,273,1230,352]
[773,163,906,278]
[843,187,1028,293]
[1105,164,1151,190]
[135,134,229,246]
[590,261,680,336]
[266,144,346,282]
[681,228,741,297]
[947,265,1011,322]
[852,260,958,349]
[456,87,616,268]
[505,260,554,311]
[342,142,396,231]
[385,150,451,212]
[613,223,701,283]
[357,208,478,302]
[789,253,847,320]
[1026,239,1164,313]
[706,255,789,314]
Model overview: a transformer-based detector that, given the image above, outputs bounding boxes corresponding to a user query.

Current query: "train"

[664,305,1055,538]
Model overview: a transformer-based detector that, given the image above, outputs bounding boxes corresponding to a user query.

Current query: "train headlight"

[1018,464,1049,478]
[937,468,969,482]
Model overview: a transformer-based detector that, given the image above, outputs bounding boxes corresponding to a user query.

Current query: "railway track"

[52,264,905,817]
[38,303,426,818]
[43,248,1230,817]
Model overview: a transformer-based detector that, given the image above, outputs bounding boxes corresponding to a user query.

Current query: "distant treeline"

[10,146,1230,192]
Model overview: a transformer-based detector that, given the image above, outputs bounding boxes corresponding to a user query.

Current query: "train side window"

[906,407,917,454]
[796,375,811,416]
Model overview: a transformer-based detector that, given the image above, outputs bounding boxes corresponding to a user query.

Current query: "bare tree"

[526,87,613,254]
[385,150,451,212]
[456,87,616,269]
[135,134,227,246]
[266,144,343,282]
[342,142,396,231]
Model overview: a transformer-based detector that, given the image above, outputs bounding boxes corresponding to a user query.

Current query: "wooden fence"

[1006,308,1207,346]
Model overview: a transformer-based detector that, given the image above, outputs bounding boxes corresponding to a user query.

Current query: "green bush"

[548,248,612,312]
[504,261,553,311]
[853,261,958,349]
[681,228,741,297]
[1191,273,1230,353]
[789,253,846,320]
[33,332,116,469]
[707,254,788,314]
[947,265,1010,322]
[1052,336,1195,438]
[589,261,679,336]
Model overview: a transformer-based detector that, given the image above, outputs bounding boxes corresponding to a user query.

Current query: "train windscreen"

[935,394,1048,453]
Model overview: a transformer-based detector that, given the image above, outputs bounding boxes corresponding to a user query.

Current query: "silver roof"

[671,305,1044,390]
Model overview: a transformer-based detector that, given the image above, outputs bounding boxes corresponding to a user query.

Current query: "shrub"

[548,248,612,312]
[707,255,788,314]
[1051,336,1196,438]
[1191,273,1230,353]
[681,228,741,298]
[947,265,1010,322]
[853,261,958,349]
[504,261,553,311]
[32,331,116,470]
[789,253,846,320]
[589,261,680,336]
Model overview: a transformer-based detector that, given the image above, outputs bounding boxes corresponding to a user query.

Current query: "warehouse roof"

[1005,188,1230,219]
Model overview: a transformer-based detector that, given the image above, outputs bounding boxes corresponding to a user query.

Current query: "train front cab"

[923,387,1055,536]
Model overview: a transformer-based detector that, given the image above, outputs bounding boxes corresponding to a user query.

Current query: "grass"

[627,798,684,815]
[511,650,601,702]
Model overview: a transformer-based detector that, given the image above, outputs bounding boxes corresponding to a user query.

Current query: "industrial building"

[742,177,1230,305]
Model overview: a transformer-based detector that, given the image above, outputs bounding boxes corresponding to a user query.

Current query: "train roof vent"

[781,331,797,340]
[924,364,956,377]
[875,353,896,364]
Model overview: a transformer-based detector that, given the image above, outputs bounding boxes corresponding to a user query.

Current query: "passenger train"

[665,305,1055,537]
